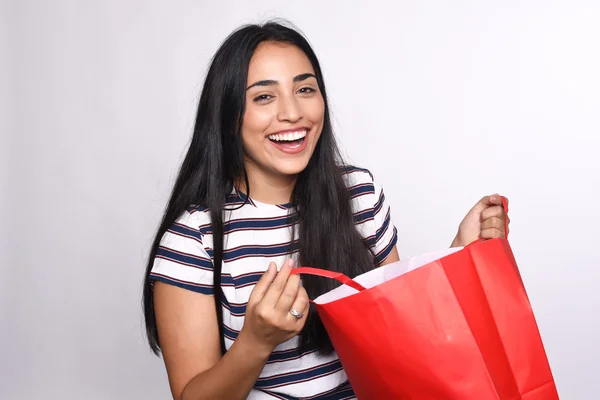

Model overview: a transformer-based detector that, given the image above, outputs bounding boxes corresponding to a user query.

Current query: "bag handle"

[292,197,508,287]
[502,196,509,238]
[291,267,367,292]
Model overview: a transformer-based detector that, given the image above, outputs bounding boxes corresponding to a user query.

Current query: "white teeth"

[268,129,307,142]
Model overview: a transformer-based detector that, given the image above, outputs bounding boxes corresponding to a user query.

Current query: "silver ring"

[289,308,303,319]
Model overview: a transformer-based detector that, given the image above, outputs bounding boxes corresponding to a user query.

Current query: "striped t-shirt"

[150,167,398,399]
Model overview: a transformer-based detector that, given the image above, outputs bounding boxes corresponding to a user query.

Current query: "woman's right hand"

[239,259,309,356]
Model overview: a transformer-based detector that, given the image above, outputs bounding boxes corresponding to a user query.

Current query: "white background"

[3,0,599,399]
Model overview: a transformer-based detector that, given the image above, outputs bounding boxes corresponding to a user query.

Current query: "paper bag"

[293,204,558,399]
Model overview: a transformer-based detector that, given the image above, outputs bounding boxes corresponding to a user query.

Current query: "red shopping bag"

[292,200,558,399]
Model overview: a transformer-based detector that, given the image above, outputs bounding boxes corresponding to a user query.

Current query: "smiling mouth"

[267,128,308,149]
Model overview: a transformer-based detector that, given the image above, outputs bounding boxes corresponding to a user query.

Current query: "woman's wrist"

[236,328,274,361]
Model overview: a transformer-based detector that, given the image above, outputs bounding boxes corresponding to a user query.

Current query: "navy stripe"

[373,190,385,216]
[234,189,296,210]
[150,275,233,302]
[267,348,320,365]
[186,204,208,213]
[353,207,374,224]
[226,192,251,205]
[222,323,239,341]
[149,273,214,295]
[156,247,213,270]
[168,223,203,243]
[222,323,322,365]
[307,381,354,400]
[267,347,318,363]
[223,301,246,316]
[232,272,263,288]
[335,391,357,400]
[226,223,295,235]
[363,234,376,249]
[200,215,296,235]
[340,165,373,180]
[375,226,398,265]
[226,216,295,232]
[348,183,375,199]
[254,360,344,389]
[375,209,391,243]
[220,273,235,287]
[224,241,299,262]
[256,385,355,400]
[254,390,292,400]
[198,224,211,236]
[323,388,355,400]
[266,347,303,362]
[340,165,358,173]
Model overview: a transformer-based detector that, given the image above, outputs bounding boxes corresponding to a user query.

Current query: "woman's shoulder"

[174,204,213,233]
[340,165,377,190]
[177,191,261,233]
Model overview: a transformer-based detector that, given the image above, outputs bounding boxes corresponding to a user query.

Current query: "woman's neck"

[238,161,297,205]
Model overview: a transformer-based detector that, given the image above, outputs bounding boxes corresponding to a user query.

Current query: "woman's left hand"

[451,194,510,247]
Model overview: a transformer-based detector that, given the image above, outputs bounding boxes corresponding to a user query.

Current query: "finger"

[289,287,310,330]
[249,262,277,303]
[480,205,505,222]
[468,193,501,215]
[261,259,294,306]
[481,216,505,233]
[480,193,504,208]
[275,272,301,313]
[481,227,505,239]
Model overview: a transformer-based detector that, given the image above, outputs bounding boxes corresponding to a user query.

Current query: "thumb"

[249,262,277,303]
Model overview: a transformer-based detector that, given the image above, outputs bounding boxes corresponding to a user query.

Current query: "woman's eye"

[298,87,315,94]
[254,94,272,103]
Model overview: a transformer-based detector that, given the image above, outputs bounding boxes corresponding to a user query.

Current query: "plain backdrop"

[3,0,600,399]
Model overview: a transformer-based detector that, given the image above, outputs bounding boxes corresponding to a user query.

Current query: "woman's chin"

[270,159,311,177]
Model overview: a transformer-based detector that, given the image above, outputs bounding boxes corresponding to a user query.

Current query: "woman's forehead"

[247,42,315,82]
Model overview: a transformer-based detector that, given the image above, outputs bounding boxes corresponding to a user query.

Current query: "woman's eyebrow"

[293,73,317,82]
[246,73,317,90]
[246,79,278,90]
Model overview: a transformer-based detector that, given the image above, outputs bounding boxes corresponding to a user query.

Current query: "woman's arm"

[154,281,267,400]
[153,260,309,400]
[380,245,400,266]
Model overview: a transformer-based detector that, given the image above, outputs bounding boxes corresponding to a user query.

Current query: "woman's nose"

[277,94,302,123]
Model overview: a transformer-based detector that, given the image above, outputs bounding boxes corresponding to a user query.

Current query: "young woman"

[142,21,509,400]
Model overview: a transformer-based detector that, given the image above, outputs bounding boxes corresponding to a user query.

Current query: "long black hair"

[143,20,376,356]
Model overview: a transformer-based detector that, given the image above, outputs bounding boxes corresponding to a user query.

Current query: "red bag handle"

[291,267,367,292]
[502,196,509,238]
[292,197,508,286]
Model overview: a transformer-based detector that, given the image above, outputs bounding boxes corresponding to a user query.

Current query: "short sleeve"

[149,209,215,295]
[370,177,398,264]
[347,167,398,265]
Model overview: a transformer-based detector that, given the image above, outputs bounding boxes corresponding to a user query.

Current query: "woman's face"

[241,41,325,179]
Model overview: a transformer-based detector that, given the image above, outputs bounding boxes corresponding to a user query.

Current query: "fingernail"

[288,259,295,267]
